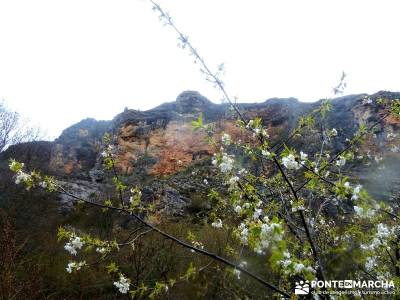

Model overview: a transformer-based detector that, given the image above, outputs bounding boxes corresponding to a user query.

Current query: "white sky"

[0,0,399,139]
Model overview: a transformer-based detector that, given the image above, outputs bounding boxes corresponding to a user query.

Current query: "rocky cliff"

[1,90,400,216]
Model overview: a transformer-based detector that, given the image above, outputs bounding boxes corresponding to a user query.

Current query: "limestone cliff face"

[51,118,110,179]
[1,90,399,215]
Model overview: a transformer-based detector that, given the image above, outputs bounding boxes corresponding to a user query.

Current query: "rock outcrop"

[1,90,399,215]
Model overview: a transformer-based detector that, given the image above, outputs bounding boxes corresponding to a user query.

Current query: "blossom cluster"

[361,223,396,272]
[237,216,283,255]
[66,261,86,273]
[211,218,223,228]
[261,149,271,157]
[246,119,269,138]
[9,160,54,190]
[335,155,346,167]
[64,236,84,256]
[101,144,115,158]
[227,176,239,187]
[361,223,393,252]
[278,251,316,276]
[129,187,142,207]
[300,151,308,162]
[254,217,283,254]
[221,133,231,145]
[14,170,30,185]
[350,184,362,200]
[238,223,249,245]
[353,205,375,218]
[114,274,130,294]
[232,261,247,279]
[191,240,204,252]
[336,180,364,202]
[282,154,301,170]
[96,247,108,254]
[212,153,234,173]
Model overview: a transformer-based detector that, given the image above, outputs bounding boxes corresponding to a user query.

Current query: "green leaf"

[192,113,203,131]
[106,262,118,274]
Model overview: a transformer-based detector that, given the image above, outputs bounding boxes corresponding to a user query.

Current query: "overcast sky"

[0,0,399,138]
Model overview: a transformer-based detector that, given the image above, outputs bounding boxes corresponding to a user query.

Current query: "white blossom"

[387,132,397,140]
[221,133,231,145]
[191,241,204,252]
[306,266,317,274]
[261,150,271,157]
[211,219,223,228]
[361,223,393,252]
[300,151,308,160]
[228,176,239,185]
[239,261,247,267]
[234,205,242,214]
[261,129,269,138]
[238,223,248,245]
[9,161,21,170]
[278,252,292,269]
[294,263,305,273]
[353,206,362,216]
[114,274,130,294]
[376,223,390,239]
[365,257,376,271]
[101,145,115,158]
[64,236,84,256]
[335,156,346,167]
[238,168,247,175]
[14,171,30,185]
[277,250,316,275]
[255,220,283,251]
[233,269,241,279]
[291,204,305,213]
[331,128,338,136]
[96,247,107,254]
[39,181,47,189]
[353,206,375,218]
[253,208,263,220]
[351,185,362,200]
[66,261,85,273]
[282,154,301,170]
[219,154,234,173]
[203,179,208,185]
[64,244,77,256]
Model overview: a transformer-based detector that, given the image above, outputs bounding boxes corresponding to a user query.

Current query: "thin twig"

[56,184,290,297]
